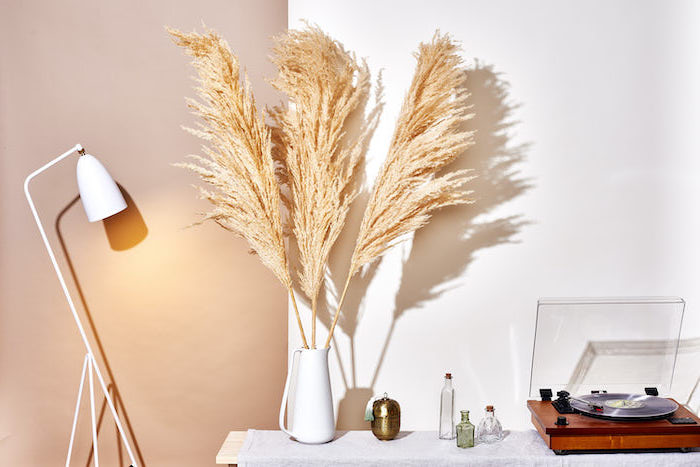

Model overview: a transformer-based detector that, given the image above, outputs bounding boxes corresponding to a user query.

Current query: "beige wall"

[0,1,287,465]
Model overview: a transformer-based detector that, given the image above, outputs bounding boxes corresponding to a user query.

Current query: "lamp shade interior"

[76,154,127,222]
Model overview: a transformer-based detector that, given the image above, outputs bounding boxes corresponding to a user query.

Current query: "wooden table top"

[216,431,247,465]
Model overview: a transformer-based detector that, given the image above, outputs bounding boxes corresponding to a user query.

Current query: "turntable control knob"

[555,416,569,426]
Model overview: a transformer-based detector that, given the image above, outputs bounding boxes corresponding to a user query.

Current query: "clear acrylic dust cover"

[529,297,685,398]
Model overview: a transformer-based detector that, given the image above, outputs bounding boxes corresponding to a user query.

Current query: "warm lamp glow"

[76,152,127,222]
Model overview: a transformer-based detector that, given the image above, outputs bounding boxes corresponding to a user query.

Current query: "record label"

[604,399,644,409]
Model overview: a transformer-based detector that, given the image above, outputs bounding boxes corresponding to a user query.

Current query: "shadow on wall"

[56,184,147,466]
[103,185,149,251]
[324,61,534,429]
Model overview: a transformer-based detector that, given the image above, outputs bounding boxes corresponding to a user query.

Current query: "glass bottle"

[456,410,475,448]
[476,405,504,444]
[438,373,455,439]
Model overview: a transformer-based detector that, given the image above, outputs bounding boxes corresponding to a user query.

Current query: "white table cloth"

[236,429,700,466]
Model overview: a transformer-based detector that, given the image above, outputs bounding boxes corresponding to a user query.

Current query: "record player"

[527,297,700,454]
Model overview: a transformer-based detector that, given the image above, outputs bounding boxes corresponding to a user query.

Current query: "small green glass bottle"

[456,410,475,448]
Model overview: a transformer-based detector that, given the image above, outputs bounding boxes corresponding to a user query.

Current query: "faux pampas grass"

[168,27,309,348]
[169,25,474,350]
[270,25,379,347]
[325,32,476,347]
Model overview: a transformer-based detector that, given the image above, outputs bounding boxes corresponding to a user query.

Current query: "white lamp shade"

[76,153,127,222]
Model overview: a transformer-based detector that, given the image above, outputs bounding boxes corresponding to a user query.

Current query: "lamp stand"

[24,144,138,467]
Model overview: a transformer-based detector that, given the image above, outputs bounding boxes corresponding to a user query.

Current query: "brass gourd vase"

[368,393,401,440]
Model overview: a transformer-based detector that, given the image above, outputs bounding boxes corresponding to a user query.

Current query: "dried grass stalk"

[168,27,309,348]
[325,32,476,347]
[270,25,379,347]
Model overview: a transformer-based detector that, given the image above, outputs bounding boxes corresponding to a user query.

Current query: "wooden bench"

[216,431,247,466]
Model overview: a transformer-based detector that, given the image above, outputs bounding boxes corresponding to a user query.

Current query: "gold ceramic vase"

[370,393,401,440]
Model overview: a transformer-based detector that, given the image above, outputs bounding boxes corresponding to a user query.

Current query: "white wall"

[288,0,700,431]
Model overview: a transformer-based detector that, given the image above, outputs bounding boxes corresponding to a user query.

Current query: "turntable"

[527,297,700,454]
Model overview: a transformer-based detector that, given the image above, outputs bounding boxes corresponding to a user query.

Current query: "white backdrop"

[287,0,700,431]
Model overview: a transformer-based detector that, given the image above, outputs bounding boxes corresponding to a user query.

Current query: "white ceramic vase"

[279,347,335,444]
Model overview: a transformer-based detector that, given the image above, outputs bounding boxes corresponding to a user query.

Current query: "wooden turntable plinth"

[527,399,700,453]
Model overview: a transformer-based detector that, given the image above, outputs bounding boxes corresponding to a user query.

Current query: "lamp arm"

[23,143,95,357]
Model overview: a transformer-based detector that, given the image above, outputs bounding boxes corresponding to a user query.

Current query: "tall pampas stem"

[168,26,309,348]
[289,290,309,349]
[270,24,378,347]
[324,275,352,348]
[325,32,476,348]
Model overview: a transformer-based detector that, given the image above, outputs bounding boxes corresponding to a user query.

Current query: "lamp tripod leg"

[88,357,99,467]
[66,355,89,467]
[65,354,137,467]
[88,354,138,467]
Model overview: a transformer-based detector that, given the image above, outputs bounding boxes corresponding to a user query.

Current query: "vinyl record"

[570,393,678,421]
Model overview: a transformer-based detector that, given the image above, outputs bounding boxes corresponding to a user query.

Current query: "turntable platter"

[570,393,678,420]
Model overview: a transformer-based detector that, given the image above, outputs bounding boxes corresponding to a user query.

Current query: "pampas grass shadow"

[329,61,533,429]
[371,61,533,386]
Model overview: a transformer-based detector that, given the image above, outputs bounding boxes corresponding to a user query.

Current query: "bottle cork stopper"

[486,405,494,411]
[445,373,452,379]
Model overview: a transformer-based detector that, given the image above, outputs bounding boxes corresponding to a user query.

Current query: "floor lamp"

[24,144,138,467]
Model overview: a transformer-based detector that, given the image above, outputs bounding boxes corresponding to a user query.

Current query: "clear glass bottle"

[438,373,455,439]
[476,405,504,444]
[456,410,475,448]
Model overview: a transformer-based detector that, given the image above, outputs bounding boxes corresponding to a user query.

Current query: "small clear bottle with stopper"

[456,410,475,448]
[476,405,504,443]
[438,373,455,439]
